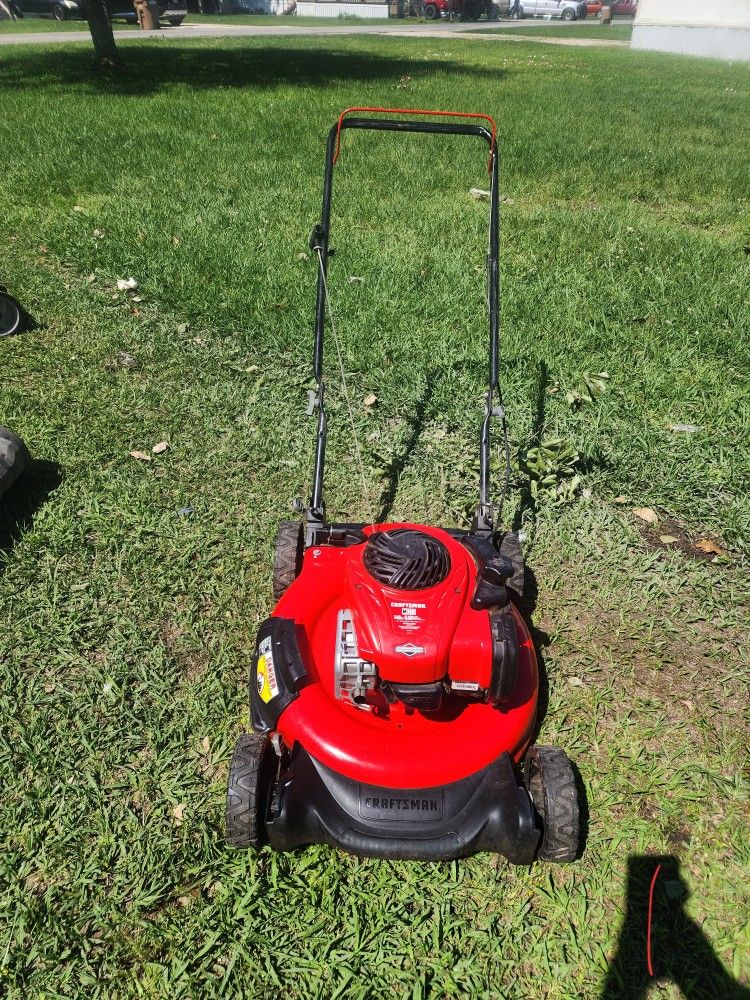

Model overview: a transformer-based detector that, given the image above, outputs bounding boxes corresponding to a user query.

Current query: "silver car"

[516,0,586,19]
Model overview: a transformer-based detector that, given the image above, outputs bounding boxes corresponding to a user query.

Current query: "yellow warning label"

[256,638,280,704]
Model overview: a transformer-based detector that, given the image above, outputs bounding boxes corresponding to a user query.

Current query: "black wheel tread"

[226,733,270,849]
[272,520,303,601]
[526,745,579,863]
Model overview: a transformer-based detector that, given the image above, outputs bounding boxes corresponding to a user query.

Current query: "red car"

[586,0,637,13]
[422,0,498,18]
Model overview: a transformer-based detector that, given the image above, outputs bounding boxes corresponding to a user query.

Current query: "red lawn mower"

[226,108,580,863]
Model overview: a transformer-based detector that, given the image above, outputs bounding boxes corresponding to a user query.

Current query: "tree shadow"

[0,459,63,568]
[602,855,750,1000]
[0,43,507,96]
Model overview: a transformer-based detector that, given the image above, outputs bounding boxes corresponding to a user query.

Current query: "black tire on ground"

[562,7,575,17]
[168,15,184,23]
[0,427,30,499]
[226,733,276,849]
[498,530,525,599]
[423,3,438,17]
[525,745,580,863]
[0,293,22,338]
[272,519,304,602]
[52,3,66,18]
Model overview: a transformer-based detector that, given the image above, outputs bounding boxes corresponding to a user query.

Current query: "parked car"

[12,0,186,22]
[514,0,586,19]
[611,0,636,14]
[586,1,602,12]
[422,0,498,19]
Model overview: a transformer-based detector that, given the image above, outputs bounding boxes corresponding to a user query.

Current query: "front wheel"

[226,733,276,849]
[423,3,438,17]
[168,15,184,23]
[52,3,67,18]
[562,7,575,18]
[525,745,580,863]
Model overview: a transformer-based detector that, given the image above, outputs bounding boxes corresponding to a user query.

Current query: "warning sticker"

[390,601,426,633]
[256,636,280,704]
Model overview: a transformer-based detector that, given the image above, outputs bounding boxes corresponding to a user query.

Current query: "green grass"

[488,18,634,40]
[0,15,140,31]
[1,33,749,1000]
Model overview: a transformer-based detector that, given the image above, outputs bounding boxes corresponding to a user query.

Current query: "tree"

[85,0,119,64]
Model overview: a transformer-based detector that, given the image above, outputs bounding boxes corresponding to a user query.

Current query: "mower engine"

[329,528,520,715]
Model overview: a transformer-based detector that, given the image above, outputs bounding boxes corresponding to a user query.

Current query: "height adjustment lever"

[306,390,320,416]
[309,224,326,252]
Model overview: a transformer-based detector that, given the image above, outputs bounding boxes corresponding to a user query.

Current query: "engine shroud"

[270,523,538,789]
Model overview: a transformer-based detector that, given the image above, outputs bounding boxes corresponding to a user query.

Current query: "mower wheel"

[226,733,276,849]
[272,520,304,601]
[525,745,579,863]
[498,531,524,598]
[0,427,30,499]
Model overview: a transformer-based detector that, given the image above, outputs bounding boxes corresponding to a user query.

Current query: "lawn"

[487,18,634,40]
[0,32,748,1000]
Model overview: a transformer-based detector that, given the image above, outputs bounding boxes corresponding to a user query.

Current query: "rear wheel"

[525,745,580,862]
[272,520,304,601]
[423,3,438,17]
[562,7,575,17]
[498,531,525,599]
[52,3,67,18]
[168,15,184,23]
[226,733,276,849]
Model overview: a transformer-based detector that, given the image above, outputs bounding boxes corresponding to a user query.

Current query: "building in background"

[632,0,750,60]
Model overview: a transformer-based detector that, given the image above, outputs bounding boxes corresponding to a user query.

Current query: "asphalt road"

[0,18,624,46]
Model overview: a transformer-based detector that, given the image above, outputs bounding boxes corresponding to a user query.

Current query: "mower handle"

[333,107,497,173]
[307,109,501,538]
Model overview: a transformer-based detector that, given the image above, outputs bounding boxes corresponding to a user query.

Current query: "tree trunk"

[86,0,119,63]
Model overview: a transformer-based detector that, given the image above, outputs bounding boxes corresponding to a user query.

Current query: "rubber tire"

[52,3,66,18]
[525,745,580,863]
[562,7,575,17]
[0,293,22,338]
[226,733,275,849]
[168,15,184,23]
[272,520,304,602]
[423,3,438,17]
[498,531,525,599]
[0,427,30,499]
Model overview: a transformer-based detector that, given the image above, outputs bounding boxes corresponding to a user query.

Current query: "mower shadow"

[376,370,436,524]
[516,545,589,857]
[0,459,62,569]
[0,45,507,96]
[601,855,750,999]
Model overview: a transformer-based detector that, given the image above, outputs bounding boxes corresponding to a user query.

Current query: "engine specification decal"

[256,636,280,704]
[390,601,426,633]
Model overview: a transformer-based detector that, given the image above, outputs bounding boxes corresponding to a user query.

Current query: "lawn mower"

[226,108,580,863]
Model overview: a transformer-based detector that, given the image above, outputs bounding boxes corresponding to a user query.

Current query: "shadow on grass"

[0,459,62,569]
[602,855,750,999]
[0,44,507,95]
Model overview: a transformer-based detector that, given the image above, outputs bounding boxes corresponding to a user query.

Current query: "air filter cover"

[363,529,450,591]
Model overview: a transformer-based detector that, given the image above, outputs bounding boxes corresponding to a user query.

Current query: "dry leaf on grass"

[633,508,658,525]
[172,803,187,824]
[695,539,726,556]
[129,450,152,462]
[152,441,169,455]
[613,495,629,504]
[363,393,378,407]
[659,535,679,544]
